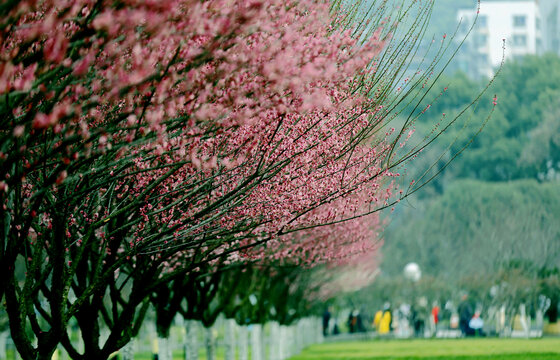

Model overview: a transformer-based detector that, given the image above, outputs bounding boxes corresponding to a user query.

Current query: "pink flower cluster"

[2,0,408,270]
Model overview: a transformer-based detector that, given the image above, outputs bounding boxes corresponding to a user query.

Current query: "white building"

[455,1,541,79]
[539,0,560,55]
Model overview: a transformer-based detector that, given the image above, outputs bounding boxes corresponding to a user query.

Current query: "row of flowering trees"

[0,0,490,359]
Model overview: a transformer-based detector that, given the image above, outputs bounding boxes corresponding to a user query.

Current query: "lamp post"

[403,263,422,338]
[404,262,421,282]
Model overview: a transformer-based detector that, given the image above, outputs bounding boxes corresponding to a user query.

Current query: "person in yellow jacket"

[379,303,392,335]
[373,310,383,332]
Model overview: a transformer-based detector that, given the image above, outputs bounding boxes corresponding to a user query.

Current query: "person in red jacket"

[431,302,440,335]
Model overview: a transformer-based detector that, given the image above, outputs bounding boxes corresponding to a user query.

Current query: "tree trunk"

[295,321,303,353]
[224,319,236,360]
[205,326,215,360]
[278,325,287,360]
[317,317,324,343]
[497,305,506,335]
[287,325,295,358]
[184,320,199,360]
[536,309,544,329]
[250,324,262,360]
[158,336,172,360]
[519,304,529,338]
[268,322,279,360]
[238,326,248,360]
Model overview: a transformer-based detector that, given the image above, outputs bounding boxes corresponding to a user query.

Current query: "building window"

[513,34,527,46]
[513,15,527,27]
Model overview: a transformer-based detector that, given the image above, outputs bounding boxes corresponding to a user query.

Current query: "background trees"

[383,180,560,278]
[407,54,560,188]
[370,54,560,329]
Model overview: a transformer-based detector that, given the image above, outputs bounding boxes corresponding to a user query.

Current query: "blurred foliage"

[410,54,560,189]
[366,54,560,318]
[383,179,560,279]
[337,274,452,315]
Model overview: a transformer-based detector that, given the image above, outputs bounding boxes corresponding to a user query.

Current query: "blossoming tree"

[0,0,477,359]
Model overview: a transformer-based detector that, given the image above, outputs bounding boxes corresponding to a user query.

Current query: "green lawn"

[289,338,560,360]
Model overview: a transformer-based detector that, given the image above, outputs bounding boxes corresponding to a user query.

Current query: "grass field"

[289,338,560,360]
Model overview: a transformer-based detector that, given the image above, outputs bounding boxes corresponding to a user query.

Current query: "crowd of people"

[322,294,485,338]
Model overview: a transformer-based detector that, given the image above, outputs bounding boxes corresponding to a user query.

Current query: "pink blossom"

[32,113,51,129]
[56,171,68,185]
[13,126,25,137]
[43,36,69,64]
[73,53,94,76]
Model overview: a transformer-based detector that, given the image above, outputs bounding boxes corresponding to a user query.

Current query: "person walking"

[379,303,392,335]
[458,294,473,337]
[322,307,331,337]
[373,309,383,332]
[431,302,440,336]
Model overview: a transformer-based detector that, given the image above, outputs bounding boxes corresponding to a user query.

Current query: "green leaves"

[383,179,560,280]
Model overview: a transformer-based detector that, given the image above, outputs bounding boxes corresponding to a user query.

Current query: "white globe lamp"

[403,262,421,282]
